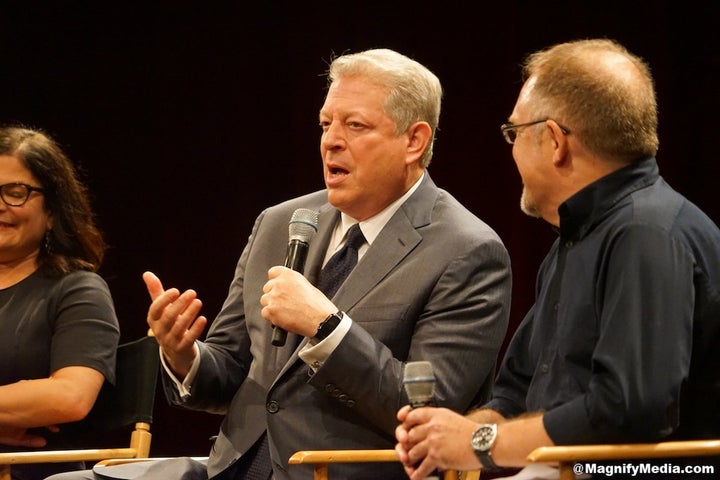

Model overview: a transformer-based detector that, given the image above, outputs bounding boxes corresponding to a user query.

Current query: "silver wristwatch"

[470,424,500,471]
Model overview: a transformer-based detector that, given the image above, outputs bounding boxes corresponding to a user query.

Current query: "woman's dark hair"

[0,126,106,274]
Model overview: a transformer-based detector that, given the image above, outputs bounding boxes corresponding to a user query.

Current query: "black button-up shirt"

[487,157,720,444]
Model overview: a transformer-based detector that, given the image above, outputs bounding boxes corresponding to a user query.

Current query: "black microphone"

[272,208,319,347]
[403,361,436,408]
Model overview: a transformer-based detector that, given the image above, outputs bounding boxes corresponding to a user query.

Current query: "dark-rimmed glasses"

[0,182,46,207]
[500,119,570,144]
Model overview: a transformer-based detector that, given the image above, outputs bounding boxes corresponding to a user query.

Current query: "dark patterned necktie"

[236,431,273,480]
[316,223,366,298]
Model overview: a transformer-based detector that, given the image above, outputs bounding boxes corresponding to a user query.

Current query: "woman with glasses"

[0,126,120,480]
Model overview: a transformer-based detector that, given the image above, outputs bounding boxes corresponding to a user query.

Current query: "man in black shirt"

[395,38,720,479]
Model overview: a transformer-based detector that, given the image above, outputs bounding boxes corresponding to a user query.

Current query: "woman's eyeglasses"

[0,182,46,207]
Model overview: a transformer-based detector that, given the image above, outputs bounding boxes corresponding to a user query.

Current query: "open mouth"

[329,165,349,176]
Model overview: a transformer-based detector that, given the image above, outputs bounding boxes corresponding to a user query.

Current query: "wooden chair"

[527,439,720,480]
[288,449,481,480]
[0,335,160,480]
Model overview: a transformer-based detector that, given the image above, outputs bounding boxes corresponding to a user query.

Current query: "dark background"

[2,0,718,456]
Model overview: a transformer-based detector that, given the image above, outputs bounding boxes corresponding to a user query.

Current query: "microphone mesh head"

[403,361,435,408]
[289,209,319,242]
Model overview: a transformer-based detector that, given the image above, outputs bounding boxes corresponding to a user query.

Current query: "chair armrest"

[95,456,209,467]
[527,440,720,463]
[288,449,480,480]
[0,448,137,465]
[289,449,399,464]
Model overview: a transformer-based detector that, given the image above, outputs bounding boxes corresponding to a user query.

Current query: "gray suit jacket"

[162,174,512,480]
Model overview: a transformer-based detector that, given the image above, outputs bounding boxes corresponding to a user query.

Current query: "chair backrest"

[65,335,160,437]
[0,335,161,480]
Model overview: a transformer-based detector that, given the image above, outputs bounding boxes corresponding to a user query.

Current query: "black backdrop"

[2,1,718,456]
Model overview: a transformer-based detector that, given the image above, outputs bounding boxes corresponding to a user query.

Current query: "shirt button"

[553,302,559,311]
[266,400,280,414]
[565,241,574,248]
[539,363,550,373]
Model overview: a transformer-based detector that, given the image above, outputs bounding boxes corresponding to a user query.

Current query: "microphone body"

[284,239,310,273]
[272,208,319,346]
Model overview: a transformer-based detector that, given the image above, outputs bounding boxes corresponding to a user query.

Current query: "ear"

[546,119,569,167]
[404,121,432,165]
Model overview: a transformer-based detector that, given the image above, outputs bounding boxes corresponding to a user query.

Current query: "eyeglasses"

[0,182,46,207]
[500,119,570,144]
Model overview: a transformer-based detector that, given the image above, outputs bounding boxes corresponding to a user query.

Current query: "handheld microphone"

[404,361,441,479]
[403,361,436,408]
[272,208,319,346]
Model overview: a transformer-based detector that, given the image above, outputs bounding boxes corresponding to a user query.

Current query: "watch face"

[472,424,497,451]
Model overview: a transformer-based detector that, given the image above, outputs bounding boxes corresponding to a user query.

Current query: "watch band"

[313,311,343,341]
[477,449,500,471]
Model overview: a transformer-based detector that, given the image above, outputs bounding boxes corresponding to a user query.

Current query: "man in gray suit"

[48,48,511,480]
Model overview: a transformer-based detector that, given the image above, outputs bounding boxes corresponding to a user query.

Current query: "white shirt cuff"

[159,342,201,400]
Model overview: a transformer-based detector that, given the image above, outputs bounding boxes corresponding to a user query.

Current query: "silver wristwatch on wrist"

[471,423,500,471]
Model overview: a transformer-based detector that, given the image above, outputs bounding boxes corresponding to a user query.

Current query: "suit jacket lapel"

[332,174,437,310]
[304,204,339,286]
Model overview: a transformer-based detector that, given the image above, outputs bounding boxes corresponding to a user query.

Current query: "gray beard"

[520,187,541,219]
